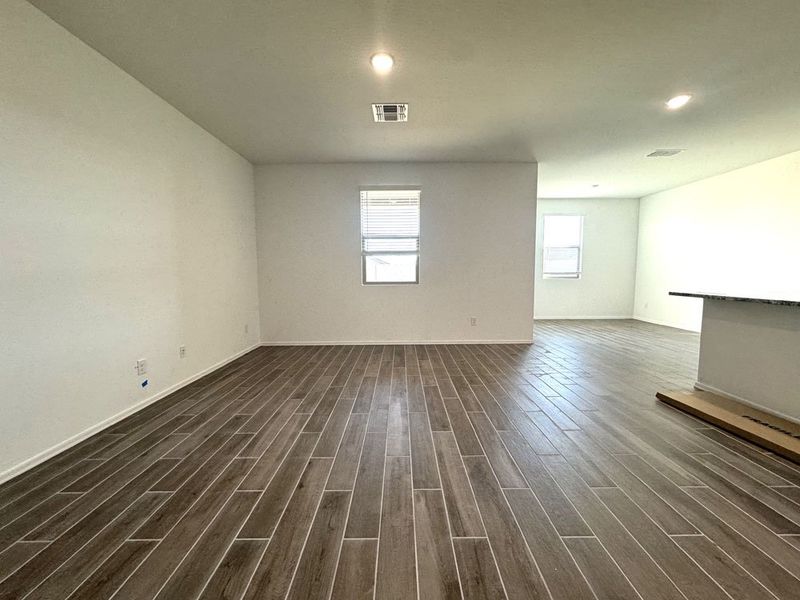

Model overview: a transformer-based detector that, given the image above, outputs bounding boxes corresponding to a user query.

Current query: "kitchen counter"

[671,292,800,423]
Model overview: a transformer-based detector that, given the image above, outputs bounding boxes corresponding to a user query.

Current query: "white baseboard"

[694,381,800,425]
[534,316,632,320]
[261,339,532,346]
[0,343,261,485]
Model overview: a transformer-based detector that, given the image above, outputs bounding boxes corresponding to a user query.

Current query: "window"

[542,215,583,278]
[361,188,420,284]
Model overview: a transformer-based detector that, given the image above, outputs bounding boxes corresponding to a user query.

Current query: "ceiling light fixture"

[665,94,692,110]
[370,53,394,74]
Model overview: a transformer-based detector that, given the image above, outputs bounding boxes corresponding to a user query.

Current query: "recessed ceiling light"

[666,94,692,110]
[370,53,394,74]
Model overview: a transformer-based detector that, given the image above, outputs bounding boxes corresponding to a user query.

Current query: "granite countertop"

[670,292,800,307]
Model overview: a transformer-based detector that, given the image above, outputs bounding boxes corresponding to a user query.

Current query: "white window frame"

[360,187,421,285]
[542,214,584,279]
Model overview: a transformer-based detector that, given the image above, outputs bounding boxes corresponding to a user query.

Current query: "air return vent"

[647,148,685,157]
[372,103,408,122]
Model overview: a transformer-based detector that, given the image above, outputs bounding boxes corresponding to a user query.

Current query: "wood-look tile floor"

[2,320,800,599]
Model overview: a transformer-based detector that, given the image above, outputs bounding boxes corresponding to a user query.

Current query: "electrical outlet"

[135,359,147,376]
[179,345,186,359]
[470,317,477,326]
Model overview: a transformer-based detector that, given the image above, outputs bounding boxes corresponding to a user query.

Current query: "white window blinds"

[360,189,420,284]
[360,190,420,252]
[542,215,583,278]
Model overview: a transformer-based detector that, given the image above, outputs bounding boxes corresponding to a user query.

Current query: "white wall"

[634,151,800,331]
[0,1,260,480]
[534,198,639,319]
[255,163,537,343]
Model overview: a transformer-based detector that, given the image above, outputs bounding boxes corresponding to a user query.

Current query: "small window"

[542,215,583,279]
[361,189,420,284]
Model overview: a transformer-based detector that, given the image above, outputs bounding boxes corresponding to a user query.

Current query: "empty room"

[3,1,800,599]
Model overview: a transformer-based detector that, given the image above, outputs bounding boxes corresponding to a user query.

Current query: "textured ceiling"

[28,0,800,197]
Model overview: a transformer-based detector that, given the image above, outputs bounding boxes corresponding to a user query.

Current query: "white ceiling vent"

[646,148,685,157]
[372,103,408,122]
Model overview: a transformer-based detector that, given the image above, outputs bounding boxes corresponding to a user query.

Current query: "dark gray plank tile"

[6,328,795,600]
[134,435,252,539]
[239,413,307,488]
[112,458,254,600]
[674,534,777,600]
[698,429,800,486]
[330,539,378,600]
[442,395,483,456]
[499,430,592,536]
[352,376,377,414]
[408,375,426,413]
[286,490,350,600]
[64,416,191,491]
[432,432,485,537]
[0,434,122,509]
[563,537,641,600]
[376,456,417,600]
[505,409,558,455]
[345,432,386,538]
[504,488,594,600]
[238,432,319,538]
[539,455,686,600]
[326,413,368,490]
[197,539,267,600]
[530,413,614,488]
[155,426,251,491]
[410,412,441,489]
[238,397,305,459]
[683,485,800,582]
[468,412,526,488]
[314,395,358,457]
[565,429,698,535]
[0,493,78,553]
[241,458,332,600]
[154,491,259,599]
[27,492,168,600]
[0,460,175,600]
[0,541,48,583]
[618,452,800,600]
[452,538,507,600]
[464,456,549,600]
[593,486,727,600]
[423,385,452,432]
[471,384,514,430]
[64,540,155,600]
[414,490,461,600]
[691,452,800,530]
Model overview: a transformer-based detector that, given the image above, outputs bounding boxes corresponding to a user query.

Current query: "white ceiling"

[28,0,800,197]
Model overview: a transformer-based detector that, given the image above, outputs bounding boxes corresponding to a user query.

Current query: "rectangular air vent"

[647,148,685,157]
[372,103,408,122]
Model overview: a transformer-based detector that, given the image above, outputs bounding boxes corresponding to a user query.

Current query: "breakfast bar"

[670,292,800,421]
[658,292,800,462]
